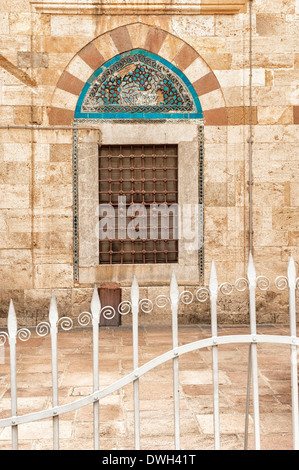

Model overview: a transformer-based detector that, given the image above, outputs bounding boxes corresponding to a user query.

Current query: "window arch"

[75,49,203,120]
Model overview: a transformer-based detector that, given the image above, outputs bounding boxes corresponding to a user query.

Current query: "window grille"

[98,144,178,264]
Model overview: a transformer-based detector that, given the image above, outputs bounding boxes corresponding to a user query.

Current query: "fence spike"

[91,285,101,322]
[49,291,58,328]
[209,260,218,298]
[8,300,17,340]
[170,269,179,305]
[247,251,256,286]
[287,254,296,289]
[131,275,139,307]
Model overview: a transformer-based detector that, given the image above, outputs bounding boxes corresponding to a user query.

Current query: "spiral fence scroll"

[0,271,296,345]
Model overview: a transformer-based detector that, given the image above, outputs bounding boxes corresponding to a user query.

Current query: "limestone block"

[205,182,235,207]
[0,106,13,126]
[255,142,298,163]
[232,53,294,70]
[254,230,289,247]
[204,143,227,161]
[0,232,31,249]
[47,52,74,70]
[2,85,33,106]
[31,128,73,145]
[36,68,61,88]
[0,211,6,232]
[0,248,31,265]
[0,162,30,184]
[256,14,290,36]
[227,125,247,144]
[17,52,48,69]
[32,143,50,162]
[0,13,9,34]
[199,88,224,112]
[92,34,119,62]
[51,88,78,111]
[30,14,50,36]
[205,160,233,183]
[272,208,299,231]
[66,55,93,83]
[6,209,31,233]
[34,250,73,265]
[202,53,232,70]
[50,15,95,37]
[288,231,299,245]
[157,33,184,64]
[251,36,297,54]
[214,69,265,88]
[0,264,32,289]
[253,183,286,207]
[253,207,272,231]
[34,162,72,185]
[33,213,72,233]
[13,106,44,125]
[171,15,215,38]
[204,126,227,144]
[254,0,295,14]
[204,207,227,232]
[215,14,244,37]
[253,125,298,143]
[290,183,299,206]
[274,70,299,87]
[34,264,73,289]
[49,143,72,162]
[9,13,31,34]
[34,184,72,208]
[257,106,293,125]
[33,230,72,251]
[0,184,29,209]
[250,86,298,107]
[227,207,245,230]
[227,106,257,126]
[43,36,88,54]
[254,160,297,183]
[183,57,211,85]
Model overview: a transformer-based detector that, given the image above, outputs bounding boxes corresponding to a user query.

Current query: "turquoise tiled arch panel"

[75,49,203,119]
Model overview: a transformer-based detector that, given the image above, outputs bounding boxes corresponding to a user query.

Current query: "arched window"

[74,49,204,283]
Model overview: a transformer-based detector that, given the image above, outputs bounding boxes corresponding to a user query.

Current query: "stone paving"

[0,324,297,450]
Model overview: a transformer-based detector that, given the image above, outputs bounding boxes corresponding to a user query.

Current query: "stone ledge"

[31,1,247,15]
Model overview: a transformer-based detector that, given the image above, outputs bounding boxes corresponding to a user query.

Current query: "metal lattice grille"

[99,144,178,264]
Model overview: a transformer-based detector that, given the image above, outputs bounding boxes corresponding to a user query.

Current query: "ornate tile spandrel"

[76,50,203,119]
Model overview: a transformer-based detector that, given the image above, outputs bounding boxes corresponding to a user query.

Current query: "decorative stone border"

[48,23,227,126]
[32,1,247,16]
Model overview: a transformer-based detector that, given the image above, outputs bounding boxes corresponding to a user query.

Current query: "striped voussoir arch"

[48,23,227,126]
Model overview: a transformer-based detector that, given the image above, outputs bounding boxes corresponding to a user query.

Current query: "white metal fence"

[0,252,298,450]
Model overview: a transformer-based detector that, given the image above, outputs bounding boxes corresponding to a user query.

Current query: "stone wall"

[0,0,298,326]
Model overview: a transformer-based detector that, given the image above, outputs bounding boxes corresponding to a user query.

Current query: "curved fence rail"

[0,251,298,450]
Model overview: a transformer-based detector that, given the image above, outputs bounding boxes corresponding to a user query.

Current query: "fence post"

[247,252,260,450]
[287,254,299,449]
[170,269,180,450]
[131,275,140,450]
[8,300,18,450]
[49,291,59,450]
[91,285,101,450]
[209,260,220,450]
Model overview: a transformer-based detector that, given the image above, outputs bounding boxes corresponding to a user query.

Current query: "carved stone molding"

[31,1,247,15]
